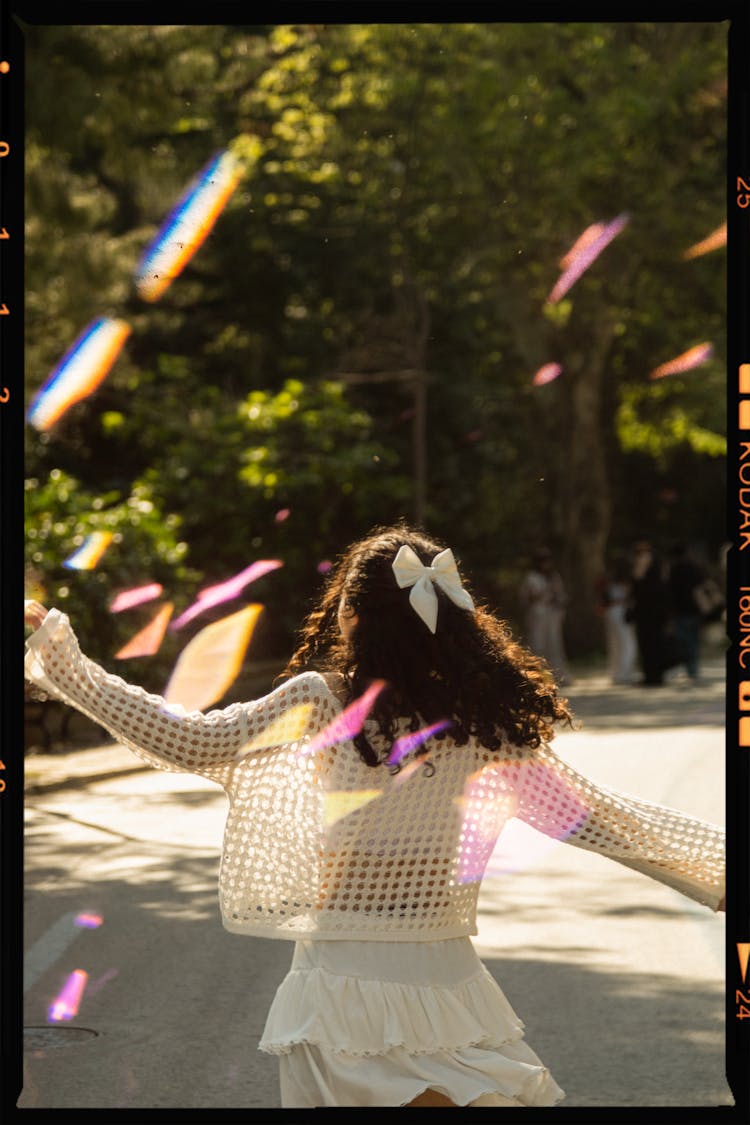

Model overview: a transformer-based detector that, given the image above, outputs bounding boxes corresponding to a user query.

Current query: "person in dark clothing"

[668,544,705,681]
[629,539,670,686]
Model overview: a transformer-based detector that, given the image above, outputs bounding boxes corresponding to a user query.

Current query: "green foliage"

[236,378,402,505]
[138,374,411,564]
[25,469,197,685]
[617,376,727,462]
[24,21,727,672]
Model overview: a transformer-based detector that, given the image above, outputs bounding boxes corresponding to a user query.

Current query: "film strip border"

[729,11,750,1111]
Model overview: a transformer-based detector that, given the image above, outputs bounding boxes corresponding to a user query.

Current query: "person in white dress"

[599,555,638,685]
[24,522,725,1109]
[518,548,572,684]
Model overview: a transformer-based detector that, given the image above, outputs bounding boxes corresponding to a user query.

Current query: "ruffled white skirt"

[259,937,565,1108]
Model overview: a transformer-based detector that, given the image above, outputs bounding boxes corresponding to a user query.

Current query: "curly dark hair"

[281,521,574,766]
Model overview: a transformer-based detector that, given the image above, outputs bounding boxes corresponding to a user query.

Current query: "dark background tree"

[24,20,726,692]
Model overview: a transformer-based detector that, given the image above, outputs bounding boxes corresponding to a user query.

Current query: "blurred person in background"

[667,543,724,683]
[628,538,670,687]
[597,554,637,686]
[518,548,572,685]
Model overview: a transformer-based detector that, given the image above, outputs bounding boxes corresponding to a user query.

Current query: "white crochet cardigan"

[25,610,725,941]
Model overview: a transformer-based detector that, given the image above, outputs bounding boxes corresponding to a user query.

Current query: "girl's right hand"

[25,600,49,631]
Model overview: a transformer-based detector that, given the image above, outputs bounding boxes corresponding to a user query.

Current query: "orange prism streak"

[648,342,713,380]
[115,603,174,659]
[682,222,727,260]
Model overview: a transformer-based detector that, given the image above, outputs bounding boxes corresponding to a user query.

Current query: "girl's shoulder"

[318,670,348,704]
[473,738,534,769]
[272,668,341,704]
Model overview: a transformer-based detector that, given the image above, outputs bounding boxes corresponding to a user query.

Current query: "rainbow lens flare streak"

[163,604,263,712]
[73,913,103,929]
[482,762,591,878]
[682,222,726,260]
[63,531,114,571]
[532,362,562,387]
[547,213,629,304]
[48,969,88,1022]
[512,761,590,839]
[648,342,714,380]
[237,702,314,757]
[392,755,432,786]
[455,767,518,885]
[558,221,606,270]
[300,680,387,757]
[386,720,452,767]
[455,761,590,884]
[323,788,383,828]
[135,150,243,302]
[171,560,283,631]
[88,968,119,997]
[115,603,174,659]
[27,318,131,431]
[110,583,164,613]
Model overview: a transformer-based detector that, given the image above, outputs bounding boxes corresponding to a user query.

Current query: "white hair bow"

[391,544,475,634]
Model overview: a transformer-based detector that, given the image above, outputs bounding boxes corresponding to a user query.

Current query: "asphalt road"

[18,658,735,1112]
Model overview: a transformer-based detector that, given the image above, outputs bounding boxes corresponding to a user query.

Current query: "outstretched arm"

[513,740,725,912]
[24,603,335,786]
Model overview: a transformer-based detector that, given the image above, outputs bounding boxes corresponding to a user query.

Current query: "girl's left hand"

[25,600,49,631]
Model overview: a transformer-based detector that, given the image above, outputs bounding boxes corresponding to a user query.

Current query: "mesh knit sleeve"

[513,741,725,911]
[24,608,330,786]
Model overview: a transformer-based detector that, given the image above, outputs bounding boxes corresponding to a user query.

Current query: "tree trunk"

[558,320,617,656]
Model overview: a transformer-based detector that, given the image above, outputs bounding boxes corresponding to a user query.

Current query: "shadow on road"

[562,655,725,731]
[482,955,731,1108]
[21,813,286,1109]
[20,801,733,1111]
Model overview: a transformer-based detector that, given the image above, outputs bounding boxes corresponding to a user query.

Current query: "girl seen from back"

[24,521,725,1109]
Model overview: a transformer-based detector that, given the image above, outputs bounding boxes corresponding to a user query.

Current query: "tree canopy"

[24,20,727,683]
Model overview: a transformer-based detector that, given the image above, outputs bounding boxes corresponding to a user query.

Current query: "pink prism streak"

[559,221,606,270]
[110,583,164,613]
[532,362,562,387]
[547,214,629,304]
[73,913,103,929]
[88,968,119,997]
[171,560,283,631]
[456,760,590,885]
[300,680,386,756]
[386,720,452,766]
[48,970,88,1022]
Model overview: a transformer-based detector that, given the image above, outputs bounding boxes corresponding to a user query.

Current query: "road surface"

[18,660,733,1111]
